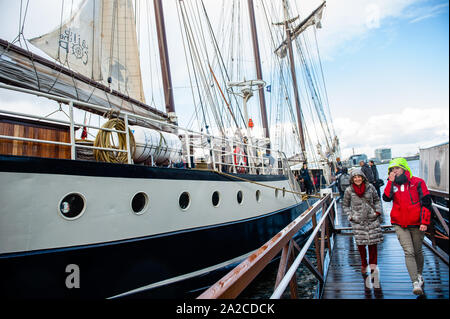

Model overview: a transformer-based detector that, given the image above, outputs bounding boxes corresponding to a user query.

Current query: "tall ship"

[419,142,449,254]
[0,0,340,298]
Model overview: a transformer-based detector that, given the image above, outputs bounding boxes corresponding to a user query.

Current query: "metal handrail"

[197,194,334,299]
[271,198,335,299]
[0,82,289,173]
[0,108,127,134]
[431,202,449,237]
[0,83,280,154]
[0,135,127,154]
[433,203,449,212]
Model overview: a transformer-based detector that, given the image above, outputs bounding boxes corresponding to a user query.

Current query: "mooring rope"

[203,168,321,204]
[93,118,135,164]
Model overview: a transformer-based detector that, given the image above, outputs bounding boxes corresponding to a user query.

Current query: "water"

[238,246,319,299]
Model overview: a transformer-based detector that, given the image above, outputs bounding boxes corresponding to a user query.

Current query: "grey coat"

[342,169,383,245]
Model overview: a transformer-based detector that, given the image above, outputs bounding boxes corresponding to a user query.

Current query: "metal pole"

[124,113,132,164]
[69,101,75,160]
[432,205,449,235]
[247,0,270,152]
[154,0,175,114]
[211,138,216,171]
[282,0,306,159]
[185,133,191,168]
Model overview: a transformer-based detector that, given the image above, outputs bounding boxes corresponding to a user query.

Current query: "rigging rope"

[199,0,247,130]
[313,26,336,138]
[179,0,225,135]
[208,64,240,130]
[204,168,320,205]
[93,118,136,164]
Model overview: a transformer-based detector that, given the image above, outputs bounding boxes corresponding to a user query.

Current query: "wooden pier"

[198,193,449,300]
[323,202,448,299]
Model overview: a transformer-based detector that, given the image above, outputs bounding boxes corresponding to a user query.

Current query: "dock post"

[274,240,298,299]
[312,214,323,275]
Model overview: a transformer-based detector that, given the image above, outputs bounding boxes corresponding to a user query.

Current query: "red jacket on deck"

[383,171,432,228]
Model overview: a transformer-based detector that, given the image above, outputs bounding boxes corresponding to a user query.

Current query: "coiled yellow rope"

[93,118,135,163]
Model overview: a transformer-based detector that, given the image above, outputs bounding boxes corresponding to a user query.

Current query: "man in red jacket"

[382,157,432,296]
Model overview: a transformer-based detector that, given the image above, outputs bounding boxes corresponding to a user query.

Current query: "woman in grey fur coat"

[342,169,383,274]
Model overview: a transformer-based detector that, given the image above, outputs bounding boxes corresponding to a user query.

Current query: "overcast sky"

[314,0,449,158]
[0,0,448,160]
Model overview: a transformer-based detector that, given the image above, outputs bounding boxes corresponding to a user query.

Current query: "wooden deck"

[321,201,449,299]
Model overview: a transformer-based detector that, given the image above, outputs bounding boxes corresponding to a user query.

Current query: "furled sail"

[0,39,169,129]
[29,0,145,103]
[0,0,171,128]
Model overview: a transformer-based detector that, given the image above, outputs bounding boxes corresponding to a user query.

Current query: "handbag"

[376,178,385,187]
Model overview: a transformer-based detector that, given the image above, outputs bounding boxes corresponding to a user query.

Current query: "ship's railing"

[0,83,287,175]
[180,133,285,175]
[425,201,449,264]
[0,103,132,160]
[197,193,336,299]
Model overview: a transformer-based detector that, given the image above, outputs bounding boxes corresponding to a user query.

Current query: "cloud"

[335,106,449,158]
[365,3,382,29]
[311,0,448,60]
[407,2,449,23]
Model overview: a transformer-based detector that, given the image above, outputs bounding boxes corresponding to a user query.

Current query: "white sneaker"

[417,274,424,287]
[413,281,423,295]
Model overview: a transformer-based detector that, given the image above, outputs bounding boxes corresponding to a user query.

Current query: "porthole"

[131,192,149,214]
[237,190,243,205]
[212,191,220,207]
[256,190,261,202]
[179,192,191,210]
[59,193,86,220]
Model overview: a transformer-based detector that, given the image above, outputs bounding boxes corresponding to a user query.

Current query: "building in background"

[375,148,392,163]
[347,154,368,167]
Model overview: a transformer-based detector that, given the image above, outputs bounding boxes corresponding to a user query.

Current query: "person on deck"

[369,160,382,198]
[336,157,343,174]
[382,158,432,296]
[342,169,383,278]
[313,174,318,192]
[298,177,306,193]
[338,167,351,199]
[359,160,375,184]
[300,163,313,195]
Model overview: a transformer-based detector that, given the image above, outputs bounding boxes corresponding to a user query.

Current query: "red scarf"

[352,183,366,197]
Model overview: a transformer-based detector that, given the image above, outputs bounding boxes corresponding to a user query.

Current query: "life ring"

[233,146,247,173]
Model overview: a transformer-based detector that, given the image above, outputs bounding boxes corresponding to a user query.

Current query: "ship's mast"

[275,1,326,162]
[247,0,270,153]
[153,0,176,117]
[281,0,307,161]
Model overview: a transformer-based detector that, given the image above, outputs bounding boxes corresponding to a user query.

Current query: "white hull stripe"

[107,251,255,299]
[1,203,300,257]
